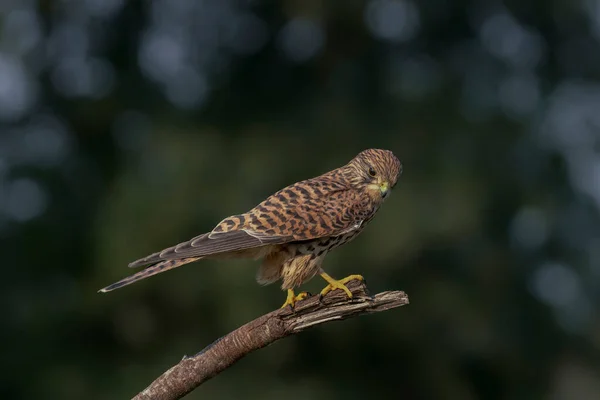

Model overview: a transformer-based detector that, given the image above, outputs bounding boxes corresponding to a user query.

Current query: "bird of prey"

[99,148,402,308]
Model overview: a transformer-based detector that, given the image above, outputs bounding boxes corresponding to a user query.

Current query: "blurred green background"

[3,0,600,399]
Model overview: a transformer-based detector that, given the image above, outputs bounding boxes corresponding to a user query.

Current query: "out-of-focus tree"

[2,1,600,399]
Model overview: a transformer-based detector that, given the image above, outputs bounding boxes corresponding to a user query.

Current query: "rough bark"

[132,280,409,400]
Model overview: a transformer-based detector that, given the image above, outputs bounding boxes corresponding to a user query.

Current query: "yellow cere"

[379,181,389,194]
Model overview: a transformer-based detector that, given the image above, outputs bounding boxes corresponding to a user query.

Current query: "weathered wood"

[132,280,409,400]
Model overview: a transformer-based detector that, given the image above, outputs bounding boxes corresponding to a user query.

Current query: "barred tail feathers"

[98,257,202,293]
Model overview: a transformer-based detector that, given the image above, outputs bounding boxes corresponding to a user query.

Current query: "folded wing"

[128,177,370,269]
[128,229,293,268]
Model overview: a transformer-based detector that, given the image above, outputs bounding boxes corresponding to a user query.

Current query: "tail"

[98,257,202,293]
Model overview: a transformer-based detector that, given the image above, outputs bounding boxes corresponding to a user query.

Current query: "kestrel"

[99,148,402,308]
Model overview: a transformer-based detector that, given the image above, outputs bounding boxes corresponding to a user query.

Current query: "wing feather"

[128,230,292,268]
[128,177,374,269]
[238,179,374,241]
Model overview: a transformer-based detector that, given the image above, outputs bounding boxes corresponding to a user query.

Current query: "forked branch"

[132,280,409,400]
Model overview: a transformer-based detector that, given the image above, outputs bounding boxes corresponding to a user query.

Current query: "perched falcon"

[99,148,402,308]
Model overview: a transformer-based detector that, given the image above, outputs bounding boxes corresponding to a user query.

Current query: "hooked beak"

[380,181,389,198]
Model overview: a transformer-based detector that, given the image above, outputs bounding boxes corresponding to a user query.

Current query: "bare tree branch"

[132,280,409,400]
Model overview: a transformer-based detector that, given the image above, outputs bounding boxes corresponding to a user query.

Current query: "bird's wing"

[128,229,292,268]
[222,178,373,241]
[128,178,370,269]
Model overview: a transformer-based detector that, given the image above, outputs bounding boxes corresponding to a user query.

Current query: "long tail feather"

[98,257,202,293]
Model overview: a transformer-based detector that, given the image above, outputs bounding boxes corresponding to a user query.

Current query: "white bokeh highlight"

[365,0,420,43]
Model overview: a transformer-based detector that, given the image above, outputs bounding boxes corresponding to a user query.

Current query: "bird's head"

[344,148,403,201]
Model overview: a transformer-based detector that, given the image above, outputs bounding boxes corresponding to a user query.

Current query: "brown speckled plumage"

[99,149,402,296]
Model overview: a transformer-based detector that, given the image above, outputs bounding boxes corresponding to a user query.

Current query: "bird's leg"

[318,272,364,299]
[280,288,310,309]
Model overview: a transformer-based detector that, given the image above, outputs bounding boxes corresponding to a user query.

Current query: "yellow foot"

[280,289,310,309]
[319,272,364,299]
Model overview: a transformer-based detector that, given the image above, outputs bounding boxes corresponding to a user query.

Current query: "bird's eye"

[368,167,377,177]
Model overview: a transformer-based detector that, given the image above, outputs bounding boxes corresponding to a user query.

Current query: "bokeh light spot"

[499,73,540,118]
[531,262,581,309]
[365,0,420,43]
[278,18,325,63]
[510,207,548,250]
[2,8,42,55]
[0,53,36,121]
[4,178,48,222]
